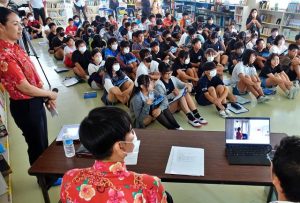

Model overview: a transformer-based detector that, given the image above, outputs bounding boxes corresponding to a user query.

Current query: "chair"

[116,6,127,21]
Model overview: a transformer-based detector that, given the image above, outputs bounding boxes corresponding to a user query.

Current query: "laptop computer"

[225,117,272,166]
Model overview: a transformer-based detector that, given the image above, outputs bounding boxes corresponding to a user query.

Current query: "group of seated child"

[27,10,300,129]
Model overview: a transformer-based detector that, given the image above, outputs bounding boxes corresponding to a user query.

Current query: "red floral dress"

[0,40,43,100]
[60,161,168,203]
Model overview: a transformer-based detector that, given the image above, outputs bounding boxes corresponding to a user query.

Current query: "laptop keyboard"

[227,145,271,156]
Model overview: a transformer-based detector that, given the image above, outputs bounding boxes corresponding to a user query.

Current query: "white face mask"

[111,44,118,51]
[28,16,34,21]
[123,47,130,54]
[74,19,80,23]
[78,46,87,53]
[113,64,120,72]
[184,58,190,64]
[95,56,102,64]
[209,69,217,77]
[207,56,214,62]
[125,134,138,154]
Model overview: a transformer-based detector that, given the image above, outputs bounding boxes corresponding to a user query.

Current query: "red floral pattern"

[0,40,43,100]
[61,161,167,203]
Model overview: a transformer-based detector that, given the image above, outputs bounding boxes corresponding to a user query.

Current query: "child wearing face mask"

[156,62,208,127]
[172,50,199,87]
[26,12,43,38]
[253,38,269,69]
[267,28,279,49]
[116,40,139,79]
[199,48,224,79]
[51,27,66,60]
[73,15,81,28]
[72,40,92,80]
[64,36,76,68]
[88,48,106,89]
[102,57,134,105]
[130,74,183,129]
[195,62,231,118]
[102,37,119,60]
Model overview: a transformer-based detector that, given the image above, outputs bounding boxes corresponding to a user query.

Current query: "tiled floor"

[7,39,300,203]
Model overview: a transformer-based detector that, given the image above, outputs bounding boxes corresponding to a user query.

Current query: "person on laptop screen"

[60,107,170,202]
[269,136,300,203]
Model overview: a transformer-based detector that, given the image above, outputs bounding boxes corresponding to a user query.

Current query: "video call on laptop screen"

[225,117,270,144]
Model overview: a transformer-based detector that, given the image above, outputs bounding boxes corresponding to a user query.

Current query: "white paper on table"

[38,41,48,46]
[0,173,7,196]
[124,140,140,165]
[165,146,204,176]
[56,124,80,142]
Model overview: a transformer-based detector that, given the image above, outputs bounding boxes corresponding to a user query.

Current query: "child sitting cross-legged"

[231,49,270,103]
[195,62,232,118]
[155,62,208,127]
[259,53,299,99]
[87,48,106,89]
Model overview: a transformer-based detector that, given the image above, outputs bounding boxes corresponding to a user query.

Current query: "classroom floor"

[7,39,300,203]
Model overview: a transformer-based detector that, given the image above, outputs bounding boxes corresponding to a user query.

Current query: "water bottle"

[63,131,75,158]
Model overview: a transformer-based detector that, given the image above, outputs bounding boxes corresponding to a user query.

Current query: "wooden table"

[28,129,286,203]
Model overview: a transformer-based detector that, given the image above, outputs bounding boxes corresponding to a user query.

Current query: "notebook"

[225,117,272,166]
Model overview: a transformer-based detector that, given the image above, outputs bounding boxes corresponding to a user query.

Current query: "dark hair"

[295,34,300,41]
[182,12,188,16]
[91,48,101,57]
[271,28,279,33]
[139,49,150,60]
[79,107,131,160]
[135,30,143,37]
[108,14,113,19]
[171,16,177,23]
[75,27,84,38]
[124,22,131,28]
[107,37,117,47]
[65,36,74,43]
[264,53,280,68]
[242,49,256,66]
[141,16,147,23]
[75,39,85,48]
[105,57,121,78]
[150,41,159,48]
[165,13,171,18]
[131,22,137,27]
[248,8,258,20]
[237,127,241,131]
[178,50,189,59]
[205,48,217,55]
[207,16,213,20]
[136,74,151,90]
[158,62,172,74]
[95,15,101,21]
[162,30,171,38]
[256,38,265,46]
[48,22,56,29]
[56,27,64,34]
[197,16,204,22]
[272,136,300,202]
[288,43,299,51]
[156,19,163,25]
[68,18,73,22]
[273,35,285,46]
[188,27,196,36]
[251,32,258,39]
[234,41,244,50]
[210,31,219,39]
[202,61,216,71]
[156,13,162,19]
[149,14,155,20]
[120,40,130,48]
[237,31,246,41]
[73,15,79,19]
[191,38,201,45]
[45,17,52,22]
[91,34,106,49]
[0,7,15,25]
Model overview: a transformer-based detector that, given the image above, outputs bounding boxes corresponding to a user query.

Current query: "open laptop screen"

[225,117,270,144]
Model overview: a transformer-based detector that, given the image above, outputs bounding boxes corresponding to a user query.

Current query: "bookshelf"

[46,0,73,26]
[86,0,110,22]
[259,3,300,43]
[0,84,12,203]
[234,5,249,31]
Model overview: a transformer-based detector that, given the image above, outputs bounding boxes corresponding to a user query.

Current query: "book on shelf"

[260,14,281,25]
[287,3,300,13]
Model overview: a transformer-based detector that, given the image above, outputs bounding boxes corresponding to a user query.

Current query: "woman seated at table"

[60,106,170,203]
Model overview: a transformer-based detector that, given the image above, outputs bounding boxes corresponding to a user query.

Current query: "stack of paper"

[227,103,249,114]
[62,77,79,87]
[54,67,70,73]
[165,146,204,176]
[124,140,141,165]
[235,95,251,105]
[56,124,80,142]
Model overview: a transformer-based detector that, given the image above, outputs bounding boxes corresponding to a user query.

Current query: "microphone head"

[52,88,59,92]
